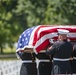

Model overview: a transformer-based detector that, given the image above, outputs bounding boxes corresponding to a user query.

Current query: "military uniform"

[46,28,73,74]
[18,52,37,75]
[46,40,73,74]
[36,51,52,75]
[71,43,76,73]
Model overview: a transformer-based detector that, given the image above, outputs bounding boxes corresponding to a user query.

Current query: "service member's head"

[57,29,69,41]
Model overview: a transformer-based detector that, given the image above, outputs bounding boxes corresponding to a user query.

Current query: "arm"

[46,44,56,55]
[16,48,34,59]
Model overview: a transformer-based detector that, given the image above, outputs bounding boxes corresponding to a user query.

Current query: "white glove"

[49,39,54,44]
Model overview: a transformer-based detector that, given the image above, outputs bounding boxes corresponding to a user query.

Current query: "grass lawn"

[3,47,16,54]
[0,47,19,59]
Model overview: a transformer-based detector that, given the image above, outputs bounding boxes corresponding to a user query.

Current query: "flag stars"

[25,38,28,40]
[26,41,28,44]
[22,39,24,42]
[17,26,36,51]
[28,33,30,36]
[24,34,26,37]
[27,30,30,33]
[19,43,22,46]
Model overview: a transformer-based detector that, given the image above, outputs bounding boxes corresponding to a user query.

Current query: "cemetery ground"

[0,47,22,75]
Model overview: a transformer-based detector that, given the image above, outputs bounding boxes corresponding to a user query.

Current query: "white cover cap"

[57,29,69,35]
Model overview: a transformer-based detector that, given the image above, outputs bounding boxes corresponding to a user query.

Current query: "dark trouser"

[38,62,52,75]
[51,61,72,74]
[71,59,76,73]
[20,63,37,75]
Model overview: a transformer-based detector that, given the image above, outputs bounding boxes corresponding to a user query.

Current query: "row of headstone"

[0,60,22,75]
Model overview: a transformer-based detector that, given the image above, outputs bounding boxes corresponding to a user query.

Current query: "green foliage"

[13,0,76,25]
[0,0,22,53]
[0,0,76,53]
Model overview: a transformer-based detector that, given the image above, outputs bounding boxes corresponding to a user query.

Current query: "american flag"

[16,25,76,53]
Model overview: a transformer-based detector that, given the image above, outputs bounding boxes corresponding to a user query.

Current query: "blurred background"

[0,0,76,75]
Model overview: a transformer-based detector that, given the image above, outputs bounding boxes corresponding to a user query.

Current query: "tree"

[0,0,22,53]
[0,0,76,53]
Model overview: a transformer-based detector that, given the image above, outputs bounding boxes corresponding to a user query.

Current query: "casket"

[16,25,76,53]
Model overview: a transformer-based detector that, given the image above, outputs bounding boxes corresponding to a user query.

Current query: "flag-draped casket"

[16,25,76,53]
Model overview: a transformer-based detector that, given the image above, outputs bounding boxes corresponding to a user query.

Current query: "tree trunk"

[0,45,3,54]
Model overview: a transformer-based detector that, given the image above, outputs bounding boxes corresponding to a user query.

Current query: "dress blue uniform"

[17,51,37,75]
[36,51,52,75]
[72,43,76,74]
[46,29,73,74]
[37,52,52,75]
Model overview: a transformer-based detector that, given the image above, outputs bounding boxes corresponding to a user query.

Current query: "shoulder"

[53,41,62,47]
[54,41,63,45]
[67,41,72,45]
[66,41,73,47]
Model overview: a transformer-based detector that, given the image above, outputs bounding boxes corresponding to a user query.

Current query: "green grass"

[0,47,19,59]
[3,47,16,53]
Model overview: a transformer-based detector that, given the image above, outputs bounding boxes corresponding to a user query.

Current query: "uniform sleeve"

[46,44,56,55]
[16,51,23,59]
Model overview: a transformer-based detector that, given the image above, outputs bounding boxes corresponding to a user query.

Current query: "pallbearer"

[72,43,76,74]
[17,48,37,75]
[46,29,73,74]
[36,50,52,75]
[16,29,37,75]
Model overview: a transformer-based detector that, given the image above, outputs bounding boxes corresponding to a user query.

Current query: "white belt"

[39,60,50,62]
[22,60,33,63]
[73,57,76,60]
[53,58,70,61]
